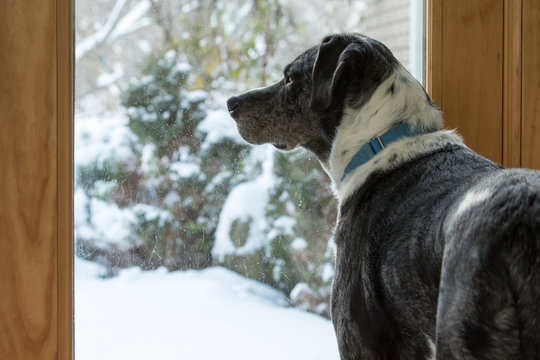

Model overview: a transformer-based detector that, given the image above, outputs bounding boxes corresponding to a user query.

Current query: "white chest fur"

[327,66,464,202]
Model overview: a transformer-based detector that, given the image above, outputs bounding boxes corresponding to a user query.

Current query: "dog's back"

[332,140,540,359]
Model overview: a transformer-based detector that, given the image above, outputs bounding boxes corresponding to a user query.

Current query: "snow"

[169,161,201,179]
[75,258,339,360]
[185,89,207,102]
[110,1,152,41]
[74,189,136,250]
[163,191,181,208]
[291,237,308,251]
[132,203,173,227]
[96,64,124,87]
[197,108,245,147]
[291,282,318,302]
[212,146,276,260]
[181,89,207,109]
[75,113,135,169]
[163,49,177,66]
[321,262,335,283]
[268,215,296,239]
[76,0,152,61]
[141,143,157,173]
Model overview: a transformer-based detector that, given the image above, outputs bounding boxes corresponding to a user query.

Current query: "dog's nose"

[227,96,240,114]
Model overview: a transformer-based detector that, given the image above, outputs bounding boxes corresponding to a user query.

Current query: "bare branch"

[76,0,151,62]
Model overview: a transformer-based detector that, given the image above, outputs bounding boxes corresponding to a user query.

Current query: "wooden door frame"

[58,0,74,357]
[426,0,525,168]
[502,0,522,168]
[426,0,443,108]
[0,0,73,359]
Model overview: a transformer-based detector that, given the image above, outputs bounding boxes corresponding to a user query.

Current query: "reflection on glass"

[75,0,422,358]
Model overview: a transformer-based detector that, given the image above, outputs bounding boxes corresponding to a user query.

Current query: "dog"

[227,33,540,359]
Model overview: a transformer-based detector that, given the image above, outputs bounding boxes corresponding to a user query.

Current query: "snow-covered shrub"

[76,49,249,271]
[265,150,337,316]
[211,147,337,317]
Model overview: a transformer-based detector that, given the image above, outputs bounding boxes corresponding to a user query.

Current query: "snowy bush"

[76,49,250,271]
[210,147,337,316]
[265,150,337,316]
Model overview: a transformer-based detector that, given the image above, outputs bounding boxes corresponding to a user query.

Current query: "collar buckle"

[369,135,385,153]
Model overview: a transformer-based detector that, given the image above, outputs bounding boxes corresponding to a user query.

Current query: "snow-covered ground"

[75,259,340,360]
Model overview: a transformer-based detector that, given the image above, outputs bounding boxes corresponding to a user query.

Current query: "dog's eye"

[285,76,293,85]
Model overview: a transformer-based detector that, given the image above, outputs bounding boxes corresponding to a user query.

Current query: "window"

[74,0,424,358]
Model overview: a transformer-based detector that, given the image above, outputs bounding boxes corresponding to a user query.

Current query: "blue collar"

[340,123,435,183]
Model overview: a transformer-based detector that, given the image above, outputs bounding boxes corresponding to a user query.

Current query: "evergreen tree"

[77,49,249,271]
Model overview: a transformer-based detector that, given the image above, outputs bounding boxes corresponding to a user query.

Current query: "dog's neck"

[326,66,455,200]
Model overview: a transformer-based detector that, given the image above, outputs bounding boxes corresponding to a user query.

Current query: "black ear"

[310,37,361,113]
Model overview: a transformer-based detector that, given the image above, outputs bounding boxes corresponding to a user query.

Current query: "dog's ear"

[310,37,360,113]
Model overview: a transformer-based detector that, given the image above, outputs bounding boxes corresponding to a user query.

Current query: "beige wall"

[362,0,411,69]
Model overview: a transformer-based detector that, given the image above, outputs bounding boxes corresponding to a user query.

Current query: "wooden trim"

[426,0,443,108]
[429,0,504,163]
[502,0,522,168]
[0,1,58,357]
[57,0,74,358]
[427,0,540,169]
[521,0,540,169]
[0,0,73,358]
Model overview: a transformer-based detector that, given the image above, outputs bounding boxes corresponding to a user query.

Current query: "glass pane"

[74,1,424,358]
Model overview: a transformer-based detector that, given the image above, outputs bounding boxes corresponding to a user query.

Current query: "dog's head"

[227,33,398,163]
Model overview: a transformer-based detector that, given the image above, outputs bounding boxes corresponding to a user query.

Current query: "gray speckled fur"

[228,33,540,359]
[334,147,540,359]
